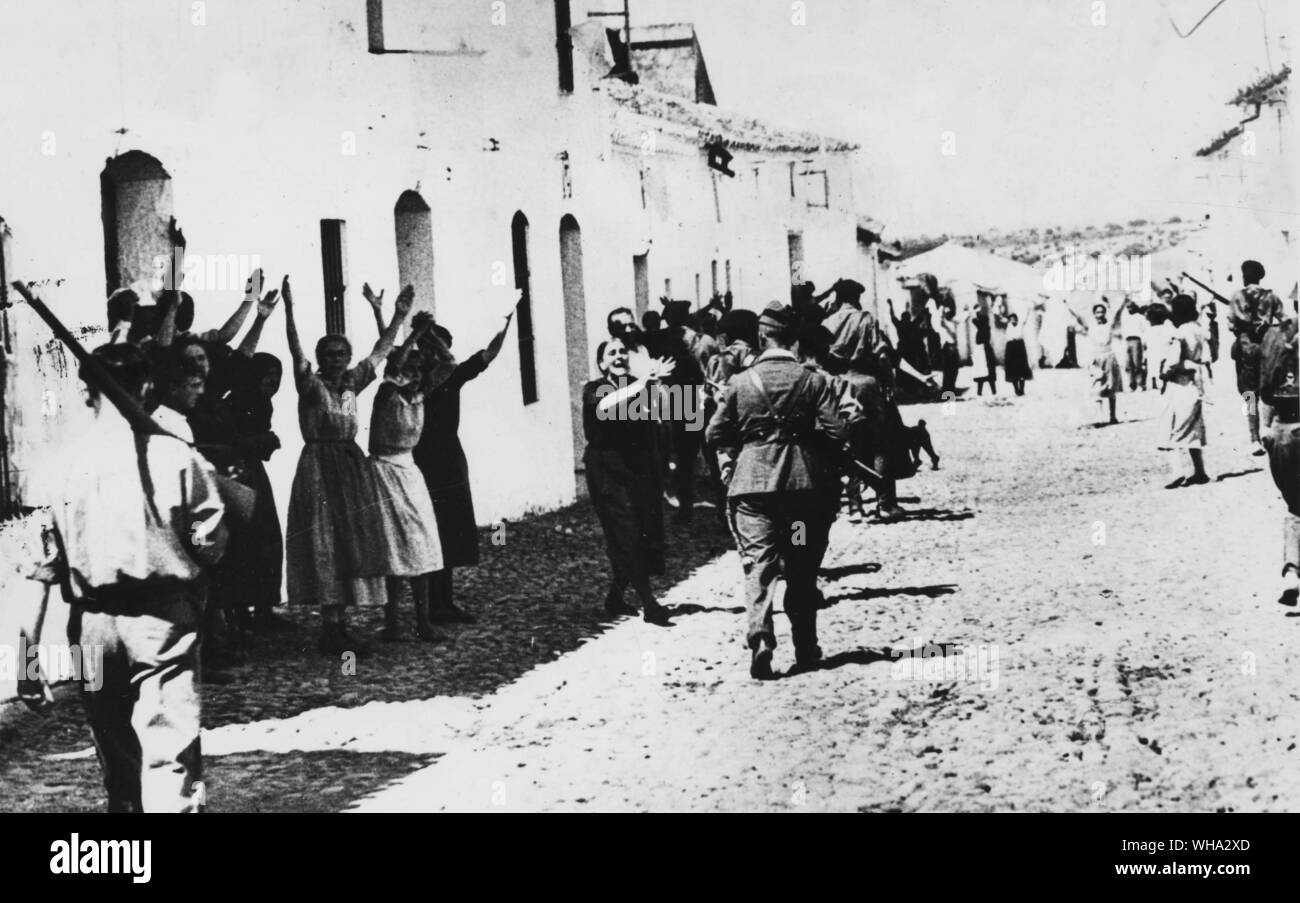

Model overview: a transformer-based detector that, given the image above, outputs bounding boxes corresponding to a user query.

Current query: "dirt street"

[3,366,1296,812]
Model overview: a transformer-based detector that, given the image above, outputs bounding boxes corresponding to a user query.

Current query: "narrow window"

[633,253,650,319]
[100,150,173,297]
[394,190,435,316]
[555,0,574,94]
[0,216,13,519]
[320,219,348,336]
[511,212,538,405]
[787,231,804,285]
[366,0,385,53]
[559,215,587,476]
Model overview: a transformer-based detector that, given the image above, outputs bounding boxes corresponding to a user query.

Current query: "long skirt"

[1004,339,1032,383]
[1158,379,1206,449]
[585,448,663,586]
[1088,349,1122,399]
[209,459,283,614]
[286,440,388,607]
[371,451,444,577]
[417,441,480,569]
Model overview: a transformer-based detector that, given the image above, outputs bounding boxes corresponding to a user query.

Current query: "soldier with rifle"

[1184,261,1283,455]
[12,280,228,811]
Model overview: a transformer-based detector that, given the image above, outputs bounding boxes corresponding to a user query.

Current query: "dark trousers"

[981,341,998,389]
[71,589,203,813]
[730,492,825,656]
[1234,334,1263,441]
[940,343,960,393]
[670,421,702,515]
[1125,337,1144,389]
[1262,419,1300,575]
[586,451,663,585]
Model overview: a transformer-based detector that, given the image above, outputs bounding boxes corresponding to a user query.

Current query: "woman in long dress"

[228,352,289,632]
[1001,312,1032,396]
[282,278,413,655]
[1070,299,1126,425]
[409,308,514,625]
[583,337,675,626]
[369,312,446,642]
[1158,294,1210,488]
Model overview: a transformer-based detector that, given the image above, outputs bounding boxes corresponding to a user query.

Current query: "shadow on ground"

[0,493,736,811]
[825,584,959,606]
[780,646,895,679]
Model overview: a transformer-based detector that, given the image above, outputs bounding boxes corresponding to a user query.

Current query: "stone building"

[0,0,874,527]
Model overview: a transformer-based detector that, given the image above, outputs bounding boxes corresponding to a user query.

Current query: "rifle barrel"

[1179,272,1231,305]
[9,281,180,441]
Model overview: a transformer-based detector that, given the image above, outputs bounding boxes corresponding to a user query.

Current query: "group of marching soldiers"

[590,277,934,680]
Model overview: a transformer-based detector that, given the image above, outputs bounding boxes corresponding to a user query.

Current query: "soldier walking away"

[1258,291,1299,607]
[706,305,848,680]
[24,343,228,812]
[1226,260,1283,456]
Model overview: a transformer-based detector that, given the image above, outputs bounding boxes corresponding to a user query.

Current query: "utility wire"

[1170,0,1230,38]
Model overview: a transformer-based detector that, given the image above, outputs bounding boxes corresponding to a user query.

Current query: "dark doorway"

[511,212,538,405]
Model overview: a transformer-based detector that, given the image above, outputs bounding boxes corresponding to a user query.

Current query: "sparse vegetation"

[897,217,1200,269]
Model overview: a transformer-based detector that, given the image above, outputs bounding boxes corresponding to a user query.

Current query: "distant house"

[1189,65,1296,297]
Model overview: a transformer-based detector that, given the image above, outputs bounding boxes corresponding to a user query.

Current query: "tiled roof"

[602,79,859,154]
[1228,65,1290,107]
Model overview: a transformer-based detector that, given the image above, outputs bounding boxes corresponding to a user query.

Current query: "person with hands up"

[584,337,675,626]
[369,310,448,643]
[411,292,518,625]
[283,277,414,656]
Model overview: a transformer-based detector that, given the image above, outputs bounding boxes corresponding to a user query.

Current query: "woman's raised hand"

[394,285,415,317]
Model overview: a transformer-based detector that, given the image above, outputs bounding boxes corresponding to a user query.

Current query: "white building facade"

[0,0,870,525]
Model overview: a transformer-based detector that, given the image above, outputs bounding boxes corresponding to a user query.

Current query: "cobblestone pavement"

[4,368,1297,811]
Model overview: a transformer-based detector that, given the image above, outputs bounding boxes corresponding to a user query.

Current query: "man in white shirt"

[25,343,227,812]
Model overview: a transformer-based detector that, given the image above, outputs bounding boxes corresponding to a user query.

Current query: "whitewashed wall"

[0,0,867,537]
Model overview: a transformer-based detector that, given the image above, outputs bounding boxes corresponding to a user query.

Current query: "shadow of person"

[666,603,746,617]
[886,508,974,523]
[819,562,883,580]
[782,646,894,678]
[1214,468,1264,482]
[826,584,958,605]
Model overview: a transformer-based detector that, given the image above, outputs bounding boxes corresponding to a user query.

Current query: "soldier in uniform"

[706,305,848,680]
[1259,291,1299,607]
[1227,260,1283,455]
[25,343,228,812]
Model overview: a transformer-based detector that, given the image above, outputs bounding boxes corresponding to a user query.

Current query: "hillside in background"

[896,216,1207,268]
